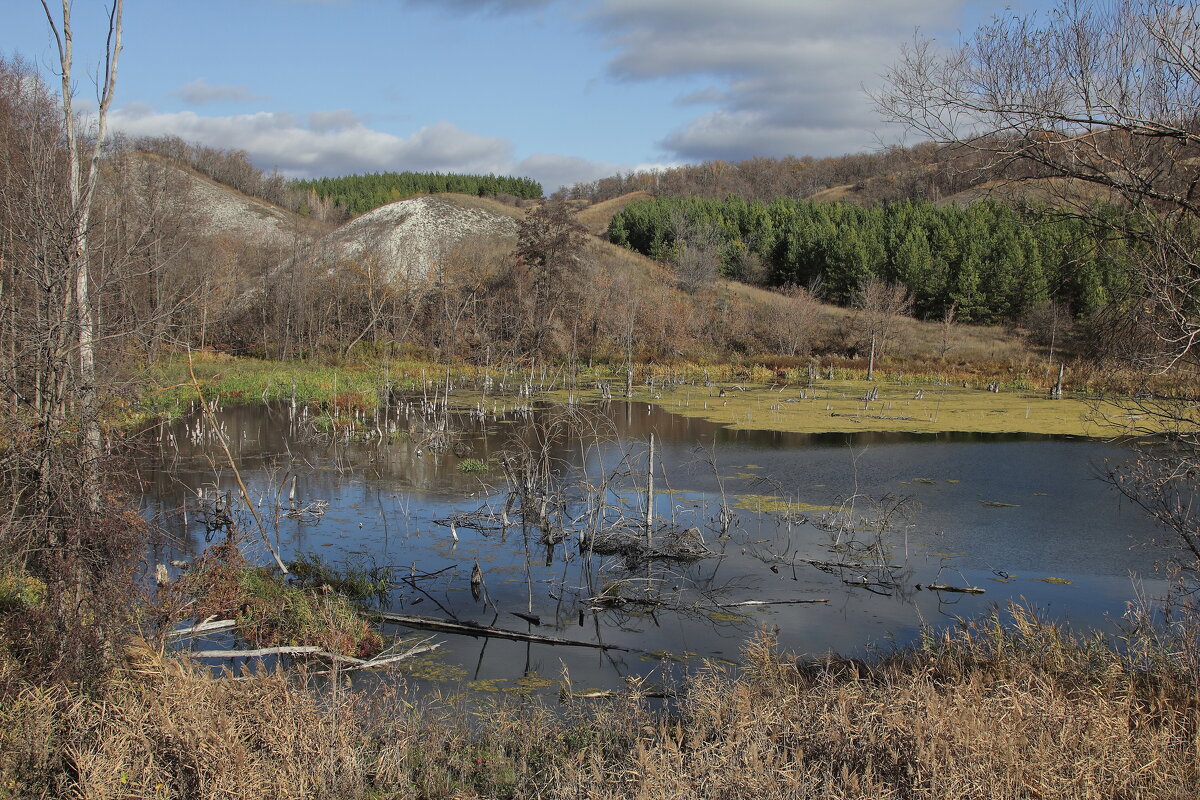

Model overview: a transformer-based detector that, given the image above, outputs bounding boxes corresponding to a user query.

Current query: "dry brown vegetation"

[2,606,1197,799]
[573,190,653,235]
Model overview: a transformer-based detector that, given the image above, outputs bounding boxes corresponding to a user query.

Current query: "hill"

[573,190,652,236]
[289,170,542,217]
[121,152,328,244]
[558,142,1125,213]
[297,194,521,283]
[138,152,1038,369]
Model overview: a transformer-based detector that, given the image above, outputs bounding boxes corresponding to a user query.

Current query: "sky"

[5,0,1053,192]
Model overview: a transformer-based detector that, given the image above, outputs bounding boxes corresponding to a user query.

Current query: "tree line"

[608,195,1138,324]
[557,141,1042,208]
[290,171,543,216]
[134,135,544,221]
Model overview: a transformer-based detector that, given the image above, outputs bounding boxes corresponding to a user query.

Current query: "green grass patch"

[0,573,46,613]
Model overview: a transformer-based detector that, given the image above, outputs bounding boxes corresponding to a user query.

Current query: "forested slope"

[291,171,543,216]
[608,196,1136,323]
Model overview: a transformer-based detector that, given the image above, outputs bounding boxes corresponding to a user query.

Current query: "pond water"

[139,399,1172,694]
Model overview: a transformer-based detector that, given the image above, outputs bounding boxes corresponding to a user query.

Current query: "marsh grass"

[138,348,1199,439]
[2,605,1197,799]
[165,543,383,659]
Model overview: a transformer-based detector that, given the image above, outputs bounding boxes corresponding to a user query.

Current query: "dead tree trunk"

[41,0,124,516]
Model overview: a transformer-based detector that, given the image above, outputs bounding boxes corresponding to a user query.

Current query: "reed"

[2,604,1196,799]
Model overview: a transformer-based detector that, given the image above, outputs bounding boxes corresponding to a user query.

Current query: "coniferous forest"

[608,196,1137,323]
[291,171,543,216]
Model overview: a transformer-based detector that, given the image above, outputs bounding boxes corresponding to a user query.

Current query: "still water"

[140,400,1170,692]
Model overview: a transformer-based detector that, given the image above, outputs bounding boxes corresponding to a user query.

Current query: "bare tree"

[669,208,722,294]
[770,284,820,357]
[515,200,587,359]
[878,0,1200,584]
[40,0,123,515]
[851,279,913,380]
[938,300,959,359]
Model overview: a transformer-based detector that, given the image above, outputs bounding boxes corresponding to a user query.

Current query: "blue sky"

[6,0,1051,191]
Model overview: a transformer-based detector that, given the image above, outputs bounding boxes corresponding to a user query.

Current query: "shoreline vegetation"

[140,351,1178,438]
[2,607,1197,798]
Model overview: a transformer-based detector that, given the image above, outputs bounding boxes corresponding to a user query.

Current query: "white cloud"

[109,108,515,177]
[307,109,364,133]
[173,78,264,105]
[592,0,963,160]
[514,153,623,191]
[108,105,629,191]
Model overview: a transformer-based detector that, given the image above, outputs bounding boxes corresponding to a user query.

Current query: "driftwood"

[187,637,441,669]
[718,598,829,607]
[167,616,238,640]
[587,594,828,613]
[923,583,986,594]
[569,689,676,700]
[371,611,633,651]
[190,645,343,660]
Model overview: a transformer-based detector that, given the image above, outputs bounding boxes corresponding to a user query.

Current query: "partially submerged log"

[167,616,238,640]
[923,583,986,594]
[187,637,441,670]
[719,598,829,607]
[568,689,676,700]
[371,611,634,652]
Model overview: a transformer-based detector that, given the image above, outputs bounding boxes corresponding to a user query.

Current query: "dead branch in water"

[923,583,986,594]
[370,610,635,651]
[186,637,442,670]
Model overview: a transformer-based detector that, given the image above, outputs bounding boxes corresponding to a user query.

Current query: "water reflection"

[139,400,1171,692]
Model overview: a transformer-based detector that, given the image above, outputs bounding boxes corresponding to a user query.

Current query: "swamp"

[140,376,1171,696]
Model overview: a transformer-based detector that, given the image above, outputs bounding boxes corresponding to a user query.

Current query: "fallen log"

[719,598,829,607]
[923,583,986,594]
[359,641,441,668]
[370,611,634,652]
[190,645,351,661]
[187,637,442,670]
[569,689,676,699]
[167,616,238,640]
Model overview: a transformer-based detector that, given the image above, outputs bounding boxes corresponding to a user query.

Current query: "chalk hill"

[299,194,520,282]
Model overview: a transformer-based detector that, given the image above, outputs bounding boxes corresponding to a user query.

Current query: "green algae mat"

[568,380,1153,437]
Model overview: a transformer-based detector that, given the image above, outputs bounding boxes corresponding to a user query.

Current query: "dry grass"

[573,191,653,236]
[435,192,529,222]
[2,607,1197,799]
[937,176,1117,208]
[584,609,1200,800]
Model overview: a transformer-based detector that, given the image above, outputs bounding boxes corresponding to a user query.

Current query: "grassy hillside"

[573,189,653,235]
[129,152,331,241]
